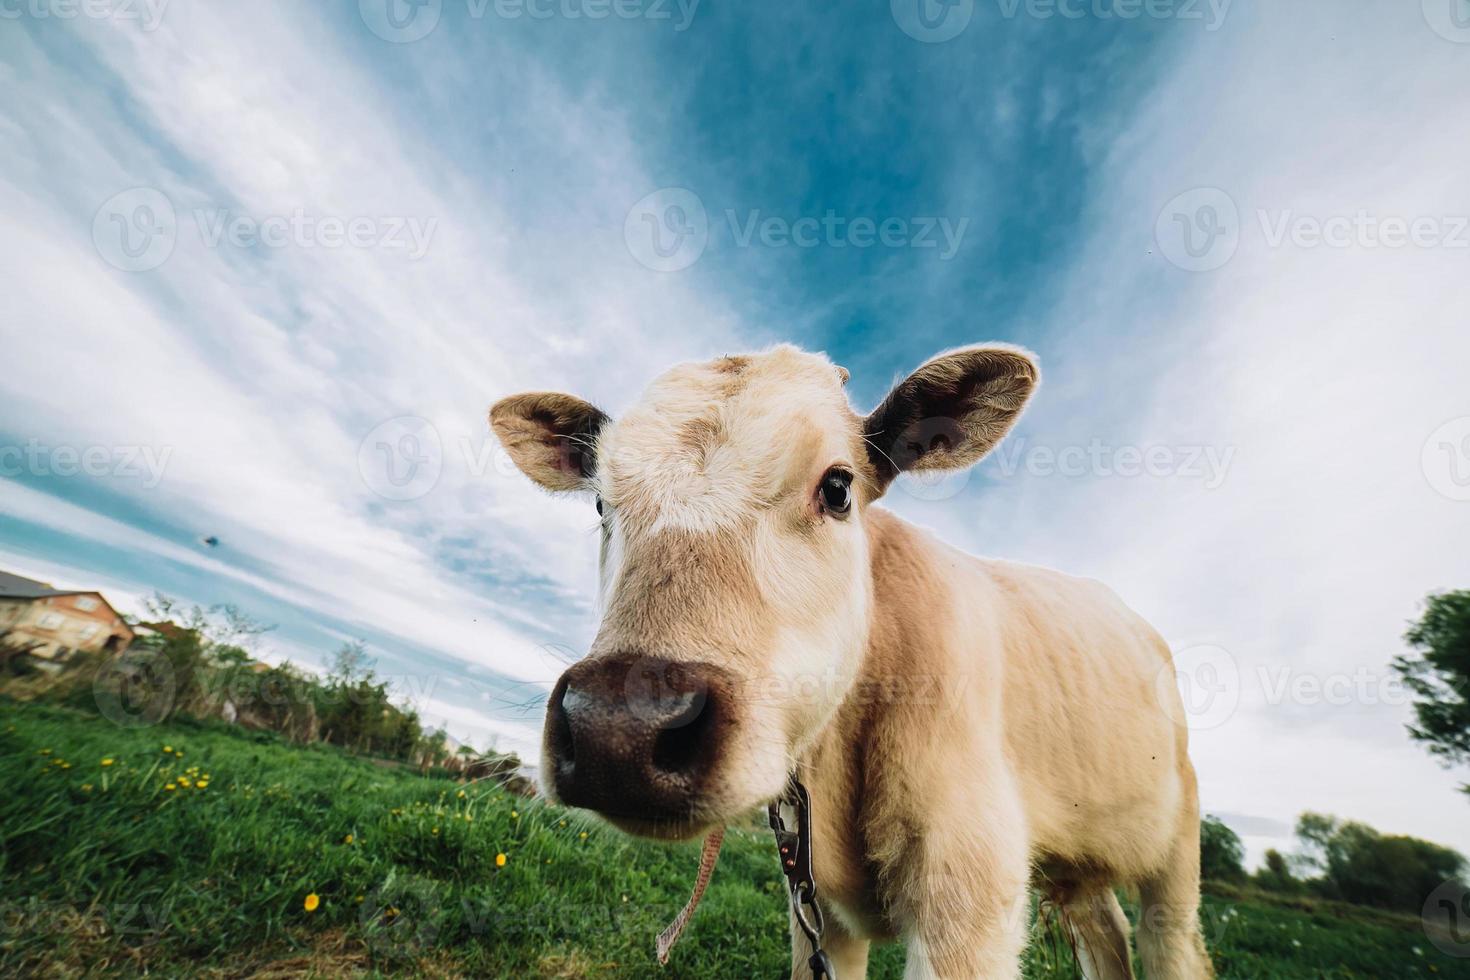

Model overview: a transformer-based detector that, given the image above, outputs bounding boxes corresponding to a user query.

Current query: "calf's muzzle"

[545,653,732,822]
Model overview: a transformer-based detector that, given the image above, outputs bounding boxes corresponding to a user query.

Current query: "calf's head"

[490,344,1036,839]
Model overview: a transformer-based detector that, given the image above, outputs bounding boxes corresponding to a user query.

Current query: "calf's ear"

[489,392,609,492]
[863,345,1038,492]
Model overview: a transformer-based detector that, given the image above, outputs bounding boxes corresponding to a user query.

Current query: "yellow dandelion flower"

[178,777,191,787]
[510,810,518,819]
[457,790,466,799]
[431,827,440,835]
[39,748,52,756]
[165,783,177,792]
[304,893,320,912]
[343,834,354,845]
[495,853,507,868]
[558,820,567,828]
[101,758,114,767]
[579,831,588,840]
[196,781,209,789]
[163,745,172,753]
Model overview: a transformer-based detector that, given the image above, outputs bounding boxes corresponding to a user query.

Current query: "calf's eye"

[818,470,853,517]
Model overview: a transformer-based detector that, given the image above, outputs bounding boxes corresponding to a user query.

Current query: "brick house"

[0,570,135,665]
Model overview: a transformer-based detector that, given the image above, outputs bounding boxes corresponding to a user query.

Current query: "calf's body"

[797,507,1209,979]
[489,344,1211,979]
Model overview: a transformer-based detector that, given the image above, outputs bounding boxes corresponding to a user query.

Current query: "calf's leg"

[1135,817,1213,979]
[1059,887,1136,980]
[898,834,1032,980]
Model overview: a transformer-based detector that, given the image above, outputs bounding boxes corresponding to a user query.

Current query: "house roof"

[0,570,85,599]
[0,570,135,638]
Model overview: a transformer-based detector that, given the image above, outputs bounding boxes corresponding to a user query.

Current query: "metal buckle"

[769,776,835,980]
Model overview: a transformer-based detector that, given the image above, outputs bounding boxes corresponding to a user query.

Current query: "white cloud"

[0,6,752,725]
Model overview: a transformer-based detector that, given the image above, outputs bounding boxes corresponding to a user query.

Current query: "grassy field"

[2,699,1466,978]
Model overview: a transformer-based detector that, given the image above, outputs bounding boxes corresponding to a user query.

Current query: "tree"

[1393,591,1470,791]
[328,639,374,686]
[1199,815,1246,882]
[1292,812,1467,911]
[1253,849,1302,895]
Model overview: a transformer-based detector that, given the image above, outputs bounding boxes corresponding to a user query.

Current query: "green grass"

[1,700,1466,978]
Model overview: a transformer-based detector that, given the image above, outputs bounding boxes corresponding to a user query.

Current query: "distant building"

[0,570,135,666]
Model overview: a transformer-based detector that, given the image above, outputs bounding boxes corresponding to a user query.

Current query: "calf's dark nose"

[544,654,727,820]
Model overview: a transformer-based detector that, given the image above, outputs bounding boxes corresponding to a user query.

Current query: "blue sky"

[3,0,1469,866]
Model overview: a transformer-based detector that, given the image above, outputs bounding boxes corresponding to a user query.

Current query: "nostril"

[651,688,717,779]
[548,684,576,774]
